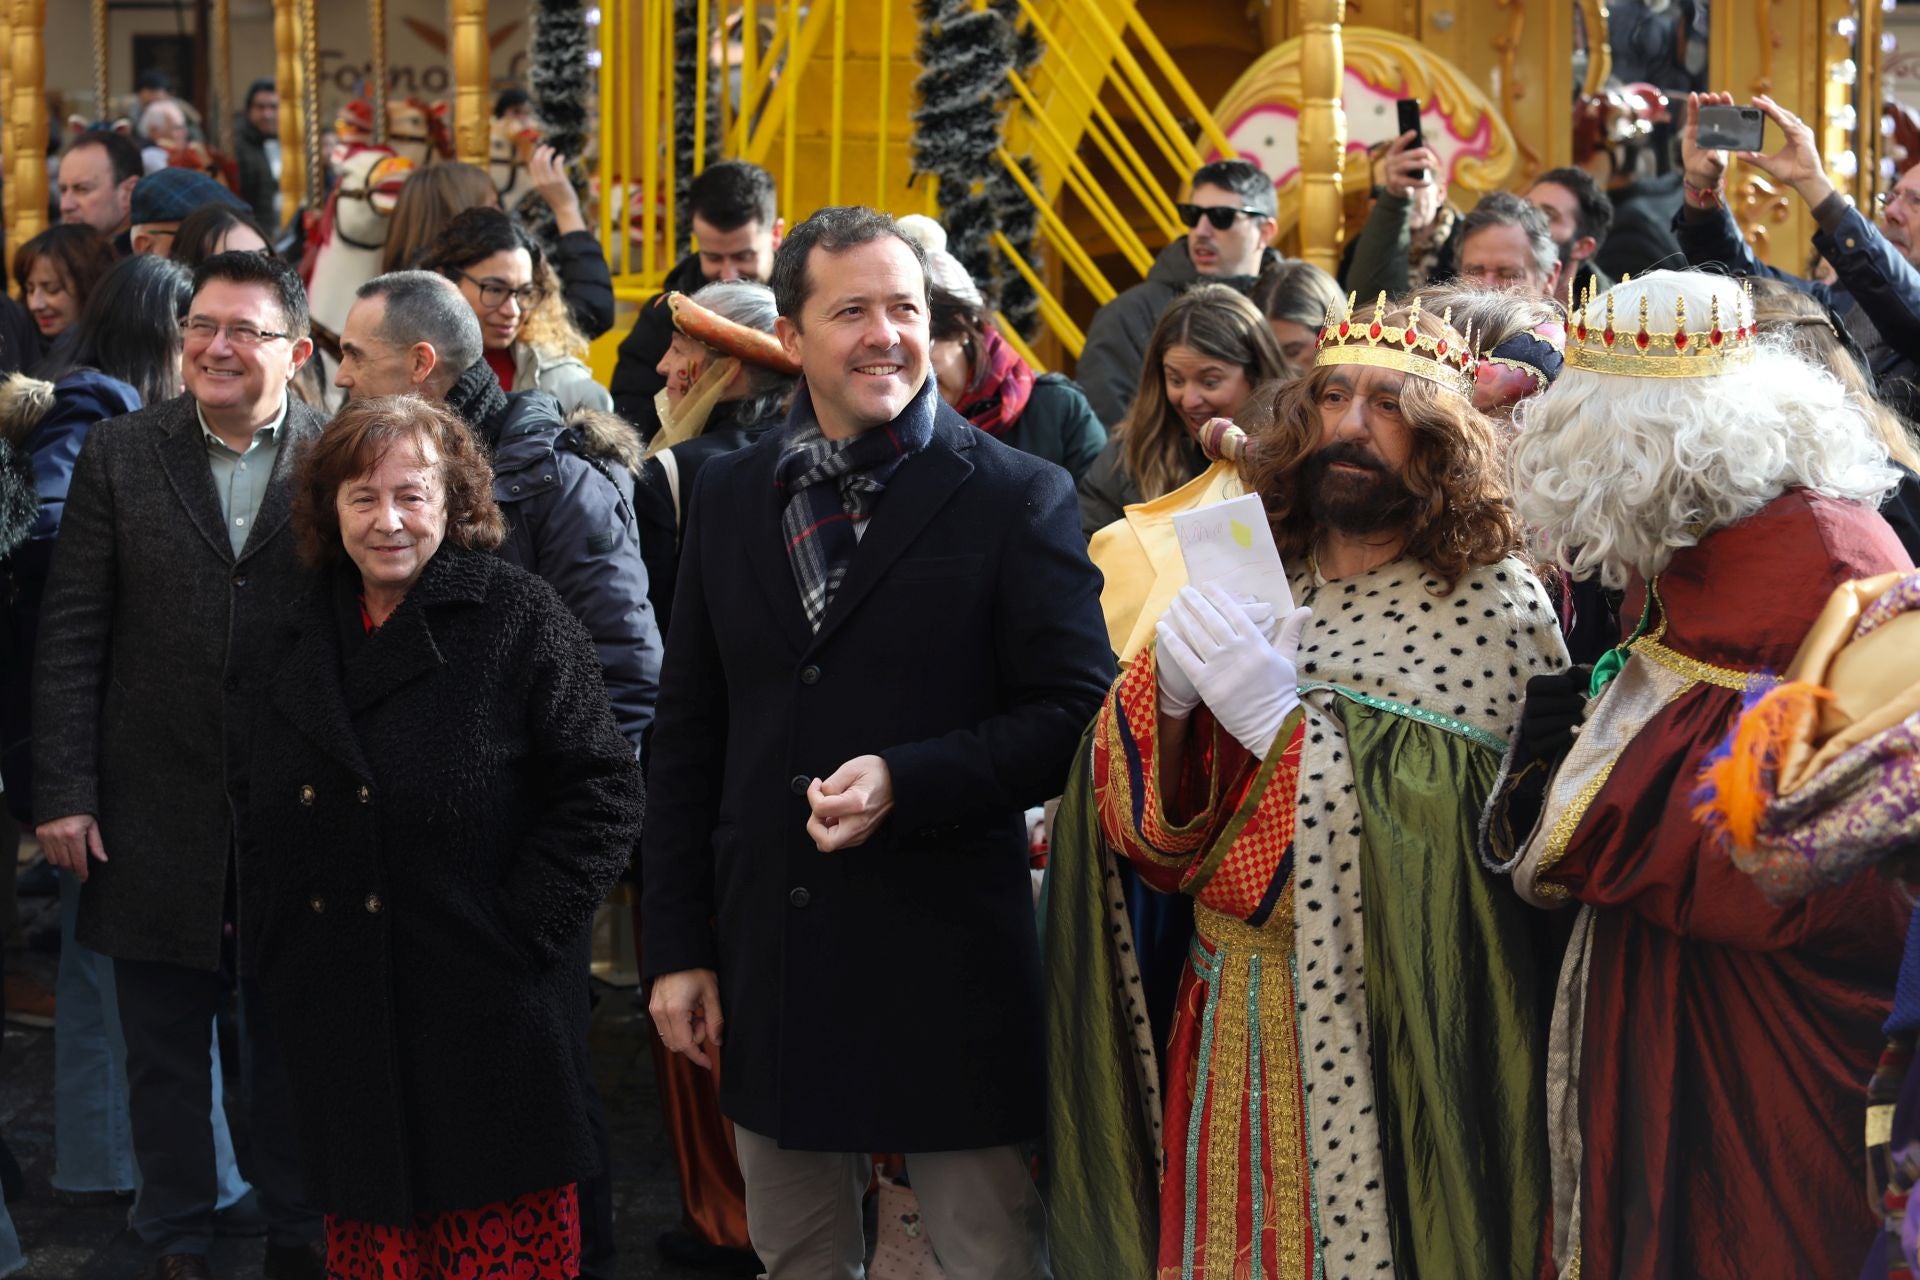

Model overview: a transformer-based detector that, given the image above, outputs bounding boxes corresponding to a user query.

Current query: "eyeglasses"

[1876,189,1920,217]
[1456,265,1535,288]
[1177,203,1270,231]
[181,318,290,346]
[451,270,547,311]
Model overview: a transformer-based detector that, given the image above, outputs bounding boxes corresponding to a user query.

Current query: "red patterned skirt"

[324,1184,580,1279]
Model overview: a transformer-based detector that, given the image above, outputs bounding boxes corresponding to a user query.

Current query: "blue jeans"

[0,1188,22,1278]
[55,872,249,1209]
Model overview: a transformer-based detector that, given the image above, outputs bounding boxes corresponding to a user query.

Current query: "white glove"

[1156,584,1313,758]
[1155,596,1277,718]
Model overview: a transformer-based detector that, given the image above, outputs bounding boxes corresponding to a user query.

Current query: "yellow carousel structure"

[7,0,1905,372]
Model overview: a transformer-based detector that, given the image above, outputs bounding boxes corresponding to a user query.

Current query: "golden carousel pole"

[0,0,13,294]
[273,0,307,216]
[450,0,489,166]
[213,0,233,157]
[6,0,49,275]
[299,0,320,207]
[1297,0,1346,275]
[91,0,107,121]
[370,0,387,147]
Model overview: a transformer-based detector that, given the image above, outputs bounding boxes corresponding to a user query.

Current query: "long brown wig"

[1238,303,1519,594]
[1117,283,1286,503]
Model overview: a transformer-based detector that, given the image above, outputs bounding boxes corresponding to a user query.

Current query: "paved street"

[2,884,720,1279]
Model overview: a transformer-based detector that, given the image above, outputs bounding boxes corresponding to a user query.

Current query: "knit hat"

[131,168,248,225]
[897,214,984,308]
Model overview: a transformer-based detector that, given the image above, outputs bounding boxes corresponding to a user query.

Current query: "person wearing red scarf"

[928,285,1105,480]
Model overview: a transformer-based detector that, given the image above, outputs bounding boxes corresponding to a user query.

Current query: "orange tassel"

[1694,682,1831,853]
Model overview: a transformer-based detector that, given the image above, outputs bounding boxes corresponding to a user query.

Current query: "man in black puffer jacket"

[336,271,661,750]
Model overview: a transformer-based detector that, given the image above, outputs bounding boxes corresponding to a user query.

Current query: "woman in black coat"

[244,395,642,1275]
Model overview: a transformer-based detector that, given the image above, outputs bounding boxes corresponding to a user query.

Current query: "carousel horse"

[332,95,452,172]
[301,146,415,342]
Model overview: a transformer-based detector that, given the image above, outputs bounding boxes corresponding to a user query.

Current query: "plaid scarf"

[774,378,938,632]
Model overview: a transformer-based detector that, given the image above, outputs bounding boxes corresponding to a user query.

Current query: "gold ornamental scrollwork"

[1579,0,1611,98]
[1212,26,1520,240]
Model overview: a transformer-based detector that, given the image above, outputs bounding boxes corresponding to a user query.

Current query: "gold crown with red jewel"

[1314,292,1478,399]
[1564,275,1758,378]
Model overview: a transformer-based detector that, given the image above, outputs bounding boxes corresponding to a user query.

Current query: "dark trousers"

[577,968,617,1279]
[114,956,318,1256]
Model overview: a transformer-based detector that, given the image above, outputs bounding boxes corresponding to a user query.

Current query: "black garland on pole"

[672,0,723,244]
[520,0,596,250]
[987,0,1042,338]
[910,0,1014,303]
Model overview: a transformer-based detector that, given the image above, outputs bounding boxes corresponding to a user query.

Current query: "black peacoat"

[32,392,324,971]
[641,388,1116,1153]
[243,547,644,1225]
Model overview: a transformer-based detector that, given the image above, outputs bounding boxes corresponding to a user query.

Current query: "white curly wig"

[1509,269,1899,589]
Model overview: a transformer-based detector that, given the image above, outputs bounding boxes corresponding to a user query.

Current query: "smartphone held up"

[1695,104,1766,153]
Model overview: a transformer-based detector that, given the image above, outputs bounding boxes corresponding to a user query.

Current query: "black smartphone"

[1396,98,1426,182]
[1696,104,1766,152]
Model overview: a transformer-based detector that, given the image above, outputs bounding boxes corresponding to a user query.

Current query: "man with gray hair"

[337,269,658,1280]
[1453,190,1562,299]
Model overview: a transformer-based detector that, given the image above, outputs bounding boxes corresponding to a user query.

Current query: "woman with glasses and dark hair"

[12,225,115,355]
[421,207,612,417]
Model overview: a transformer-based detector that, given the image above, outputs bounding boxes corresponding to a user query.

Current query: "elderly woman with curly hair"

[243,395,643,1277]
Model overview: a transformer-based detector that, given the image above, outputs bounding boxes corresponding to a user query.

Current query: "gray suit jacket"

[34,391,323,971]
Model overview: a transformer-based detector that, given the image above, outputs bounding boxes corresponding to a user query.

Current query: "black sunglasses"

[1177,202,1269,231]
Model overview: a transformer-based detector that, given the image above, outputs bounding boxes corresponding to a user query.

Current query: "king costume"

[1046,296,1568,1280]
[1484,274,1916,1280]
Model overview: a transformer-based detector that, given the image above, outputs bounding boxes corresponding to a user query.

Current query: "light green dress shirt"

[198,396,288,557]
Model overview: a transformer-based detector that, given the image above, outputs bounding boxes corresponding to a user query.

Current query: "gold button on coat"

[357,785,371,804]
[299,785,315,806]
[309,895,325,913]
[365,893,383,914]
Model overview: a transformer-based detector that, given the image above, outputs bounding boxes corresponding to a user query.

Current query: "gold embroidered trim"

[1629,632,1764,691]
[1258,954,1309,1280]
[1206,947,1249,1277]
[1195,903,1296,954]
[1533,761,1620,886]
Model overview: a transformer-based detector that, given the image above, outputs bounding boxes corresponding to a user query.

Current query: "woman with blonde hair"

[1076,284,1286,537]
[1747,276,1920,557]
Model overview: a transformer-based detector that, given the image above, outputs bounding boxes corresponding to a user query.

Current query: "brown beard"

[1301,443,1420,536]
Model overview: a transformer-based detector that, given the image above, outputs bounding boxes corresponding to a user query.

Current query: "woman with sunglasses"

[1076,283,1287,538]
[422,207,612,418]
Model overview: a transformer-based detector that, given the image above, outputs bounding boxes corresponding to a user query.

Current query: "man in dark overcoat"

[33,252,324,1280]
[641,205,1114,1279]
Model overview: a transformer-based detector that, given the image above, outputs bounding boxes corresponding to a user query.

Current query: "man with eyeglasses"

[1677,90,1920,419]
[1075,158,1282,427]
[33,251,326,1280]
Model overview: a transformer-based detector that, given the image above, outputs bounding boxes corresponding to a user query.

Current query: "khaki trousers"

[732,1125,1052,1280]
